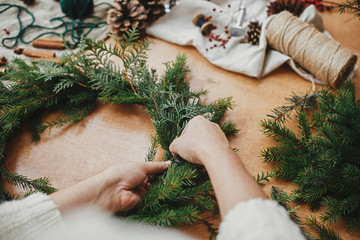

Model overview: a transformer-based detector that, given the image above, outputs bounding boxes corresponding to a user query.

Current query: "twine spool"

[60,0,94,19]
[192,13,213,36]
[266,11,357,88]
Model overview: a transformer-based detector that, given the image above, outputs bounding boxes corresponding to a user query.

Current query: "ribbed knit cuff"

[0,192,64,240]
[217,198,305,240]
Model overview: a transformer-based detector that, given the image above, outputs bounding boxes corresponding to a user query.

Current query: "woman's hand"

[169,115,266,217]
[50,161,171,214]
[93,161,171,213]
[169,115,231,165]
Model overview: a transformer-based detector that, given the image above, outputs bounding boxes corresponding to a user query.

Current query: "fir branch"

[261,81,360,233]
[339,0,360,18]
[0,168,56,196]
[220,120,239,135]
[270,186,316,239]
[261,119,301,144]
[203,220,218,240]
[305,215,342,240]
[255,171,274,186]
[266,92,318,124]
[270,186,301,223]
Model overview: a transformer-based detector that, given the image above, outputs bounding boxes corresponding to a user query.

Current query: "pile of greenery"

[260,82,360,239]
[0,28,238,228]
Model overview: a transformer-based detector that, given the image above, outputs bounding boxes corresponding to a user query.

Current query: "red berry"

[213,8,216,11]
[225,30,229,34]
[227,36,231,39]
[228,4,231,8]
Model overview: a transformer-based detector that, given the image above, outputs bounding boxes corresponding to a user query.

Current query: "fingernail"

[164,161,172,166]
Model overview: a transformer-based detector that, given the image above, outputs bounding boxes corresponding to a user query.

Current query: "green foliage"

[255,171,274,187]
[340,0,360,18]
[266,91,318,124]
[305,215,342,240]
[270,187,301,223]
[260,82,360,237]
[0,27,237,228]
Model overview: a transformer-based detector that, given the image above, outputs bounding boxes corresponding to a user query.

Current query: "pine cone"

[267,0,305,17]
[246,21,262,45]
[139,0,165,23]
[107,0,148,39]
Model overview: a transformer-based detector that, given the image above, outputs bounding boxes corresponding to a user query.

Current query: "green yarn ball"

[60,0,94,19]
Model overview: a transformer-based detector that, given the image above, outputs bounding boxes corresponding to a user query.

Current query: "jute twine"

[266,11,357,89]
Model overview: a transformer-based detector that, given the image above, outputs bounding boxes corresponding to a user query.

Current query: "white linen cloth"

[147,0,345,85]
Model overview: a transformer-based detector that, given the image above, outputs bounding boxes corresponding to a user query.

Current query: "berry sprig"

[205,25,232,51]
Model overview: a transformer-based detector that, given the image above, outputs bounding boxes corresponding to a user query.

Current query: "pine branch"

[266,92,318,124]
[254,171,274,186]
[305,215,342,240]
[203,220,218,240]
[0,167,56,198]
[339,0,360,18]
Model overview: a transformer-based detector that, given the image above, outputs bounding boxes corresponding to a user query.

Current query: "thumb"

[169,137,181,156]
[141,161,171,176]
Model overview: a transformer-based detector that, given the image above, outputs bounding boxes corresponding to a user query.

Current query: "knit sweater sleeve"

[0,192,64,240]
[217,198,305,240]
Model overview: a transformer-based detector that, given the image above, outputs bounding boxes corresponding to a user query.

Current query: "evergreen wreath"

[259,81,360,239]
[0,27,238,229]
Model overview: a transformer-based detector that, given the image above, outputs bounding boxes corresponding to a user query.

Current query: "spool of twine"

[266,11,357,88]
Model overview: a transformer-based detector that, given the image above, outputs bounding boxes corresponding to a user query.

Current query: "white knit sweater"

[0,193,305,240]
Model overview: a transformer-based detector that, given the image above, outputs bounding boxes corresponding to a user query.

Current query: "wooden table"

[4,4,360,239]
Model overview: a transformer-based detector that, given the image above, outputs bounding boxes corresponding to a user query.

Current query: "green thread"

[0,2,112,49]
[60,0,94,19]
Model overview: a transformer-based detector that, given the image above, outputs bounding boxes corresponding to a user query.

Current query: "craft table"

[4,4,360,240]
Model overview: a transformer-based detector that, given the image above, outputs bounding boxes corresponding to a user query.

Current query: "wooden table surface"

[4,4,360,240]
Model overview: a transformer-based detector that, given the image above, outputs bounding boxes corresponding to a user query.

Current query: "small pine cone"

[107,0,148,39]
[267,0,305,17]
[246,21,262,45]
[139,0,165,23]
